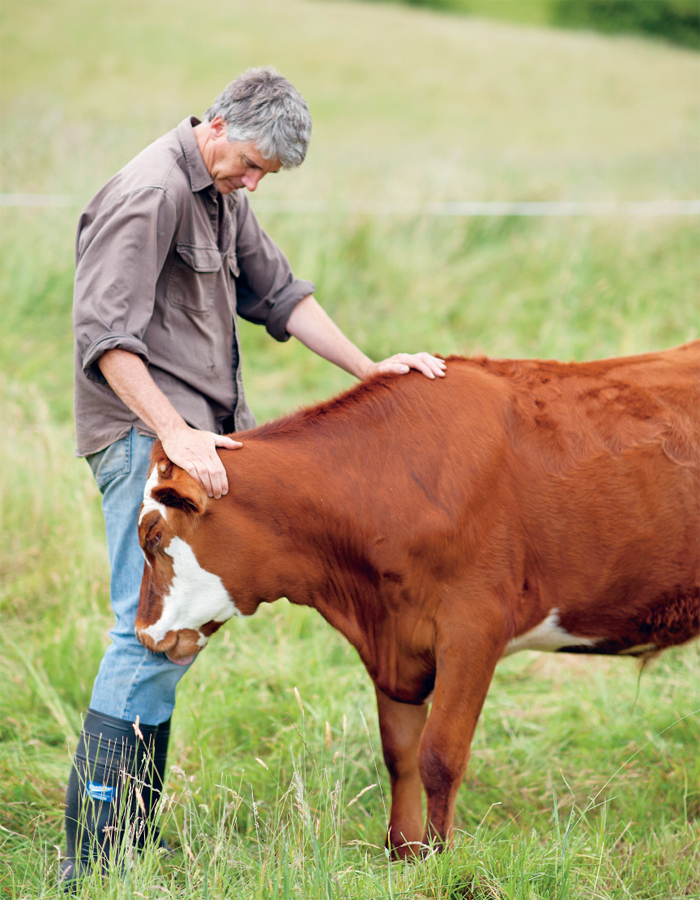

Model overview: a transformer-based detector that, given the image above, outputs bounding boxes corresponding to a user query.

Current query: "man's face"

[203,116,282,194]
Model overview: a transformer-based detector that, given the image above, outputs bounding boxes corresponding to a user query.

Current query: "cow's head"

[135,458,242,665]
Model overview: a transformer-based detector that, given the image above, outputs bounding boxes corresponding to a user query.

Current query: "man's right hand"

[161,425,242,499]
[97,350,242,500]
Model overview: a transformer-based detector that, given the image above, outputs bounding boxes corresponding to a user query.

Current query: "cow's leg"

[418,631,504,851]
[374,685,429,859]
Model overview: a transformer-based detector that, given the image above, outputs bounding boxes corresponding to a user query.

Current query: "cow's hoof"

[386,837,424,861]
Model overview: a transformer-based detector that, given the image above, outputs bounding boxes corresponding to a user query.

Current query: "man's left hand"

[366,352,447,380]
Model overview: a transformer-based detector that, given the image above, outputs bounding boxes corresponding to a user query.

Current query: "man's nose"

[243,170,263,192]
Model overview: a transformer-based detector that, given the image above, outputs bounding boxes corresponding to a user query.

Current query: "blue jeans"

[87,428,194,725]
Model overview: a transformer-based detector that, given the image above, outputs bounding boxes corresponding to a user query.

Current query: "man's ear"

[152,468,209,517]
[209,115,227,140]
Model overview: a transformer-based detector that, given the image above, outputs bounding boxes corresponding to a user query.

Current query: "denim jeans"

[87,428,194,725]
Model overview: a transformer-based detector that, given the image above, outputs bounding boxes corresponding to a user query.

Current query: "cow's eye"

[146,531,162,554]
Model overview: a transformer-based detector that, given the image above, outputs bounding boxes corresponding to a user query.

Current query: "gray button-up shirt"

[73,116,315,456]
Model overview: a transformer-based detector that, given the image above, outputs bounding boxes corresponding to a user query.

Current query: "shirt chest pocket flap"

[167,243,222,314]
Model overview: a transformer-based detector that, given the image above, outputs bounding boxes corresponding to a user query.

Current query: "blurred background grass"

[1,0,699,897]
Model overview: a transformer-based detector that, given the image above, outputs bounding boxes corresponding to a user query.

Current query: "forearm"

[285,295,374,380]
[97,349,187,441]
[285,294,447,382]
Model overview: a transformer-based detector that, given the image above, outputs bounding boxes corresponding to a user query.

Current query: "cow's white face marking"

[142,536,242,648]
[502,608,599,657]
[139,464,168,526]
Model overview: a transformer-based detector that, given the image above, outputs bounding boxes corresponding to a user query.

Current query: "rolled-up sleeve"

[73,187,178,382]
[233,194,315,342]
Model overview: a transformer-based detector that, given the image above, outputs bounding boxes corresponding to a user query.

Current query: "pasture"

[1,1,699,897]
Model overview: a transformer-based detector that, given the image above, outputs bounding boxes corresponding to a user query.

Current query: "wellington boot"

[60,708,170,891]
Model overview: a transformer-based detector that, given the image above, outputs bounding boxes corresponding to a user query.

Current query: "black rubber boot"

[60,708,171,891]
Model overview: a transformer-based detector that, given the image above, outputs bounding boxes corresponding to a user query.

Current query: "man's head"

[198,67,311,194]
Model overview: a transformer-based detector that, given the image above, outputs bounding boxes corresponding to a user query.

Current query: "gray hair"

[204,67,311,169]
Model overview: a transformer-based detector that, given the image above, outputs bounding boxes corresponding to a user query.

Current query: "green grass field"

[1,1,699,897]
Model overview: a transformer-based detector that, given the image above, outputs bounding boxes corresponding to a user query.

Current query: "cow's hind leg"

[374,684,429,859]
[418,628,505,851]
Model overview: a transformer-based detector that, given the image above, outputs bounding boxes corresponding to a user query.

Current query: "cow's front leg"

[418,631,505,850]
[375,684,429,859]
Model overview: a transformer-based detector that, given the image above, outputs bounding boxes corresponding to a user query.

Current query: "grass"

[3,211,698,424]
[1,0,699,897]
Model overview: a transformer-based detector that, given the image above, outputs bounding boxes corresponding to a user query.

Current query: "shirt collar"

[177,116,214,193]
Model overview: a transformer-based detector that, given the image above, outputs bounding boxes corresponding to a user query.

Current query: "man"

[65,67,445,884]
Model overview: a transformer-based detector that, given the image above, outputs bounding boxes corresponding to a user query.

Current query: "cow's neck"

[231,437,436,701]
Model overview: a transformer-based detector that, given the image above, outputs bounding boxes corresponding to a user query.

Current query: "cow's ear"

[152,469,209,517]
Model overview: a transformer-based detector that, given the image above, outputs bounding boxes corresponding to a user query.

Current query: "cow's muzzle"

[135,624,201,666]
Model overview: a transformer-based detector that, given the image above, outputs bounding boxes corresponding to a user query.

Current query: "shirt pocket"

[167,243,222,315]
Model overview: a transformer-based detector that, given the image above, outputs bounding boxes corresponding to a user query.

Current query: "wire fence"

[1,194,699,216]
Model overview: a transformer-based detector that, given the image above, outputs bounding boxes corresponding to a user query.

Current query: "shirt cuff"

[265,279,316,342]
[81,333,150,383]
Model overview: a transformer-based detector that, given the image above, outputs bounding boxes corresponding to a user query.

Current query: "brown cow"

[135,341,700,857]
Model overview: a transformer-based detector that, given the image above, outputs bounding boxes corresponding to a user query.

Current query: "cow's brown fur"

[136,341,700,856]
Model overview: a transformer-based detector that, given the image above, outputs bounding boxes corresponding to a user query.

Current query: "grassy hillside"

[1,1,698,897]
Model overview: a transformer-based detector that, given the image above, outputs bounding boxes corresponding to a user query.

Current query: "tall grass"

[1,1,699,897]
[2,209,698,425]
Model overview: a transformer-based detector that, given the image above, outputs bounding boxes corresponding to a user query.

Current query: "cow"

[135,341,700,858]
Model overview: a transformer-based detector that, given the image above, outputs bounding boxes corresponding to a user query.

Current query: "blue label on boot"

[86,781,115,802]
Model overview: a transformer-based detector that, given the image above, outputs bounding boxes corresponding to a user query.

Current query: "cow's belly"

[503,587,700,659]
[502,609,598,657]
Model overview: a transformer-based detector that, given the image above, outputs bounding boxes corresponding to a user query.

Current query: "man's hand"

[364,352,446,380]
[97,349,242,500]
[161,425,242,500]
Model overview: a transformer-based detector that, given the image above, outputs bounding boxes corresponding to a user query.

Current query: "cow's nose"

[135,626,177,655]
[135,627,156,652]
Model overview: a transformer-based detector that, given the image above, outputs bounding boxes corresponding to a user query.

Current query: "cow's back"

[467,340,699,471]
[238,341,699,547]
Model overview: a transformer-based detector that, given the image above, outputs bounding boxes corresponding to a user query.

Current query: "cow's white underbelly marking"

[618,642,656,656]
[502,609,598,657]
[142,536,241,646]
[139,464,169,526]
